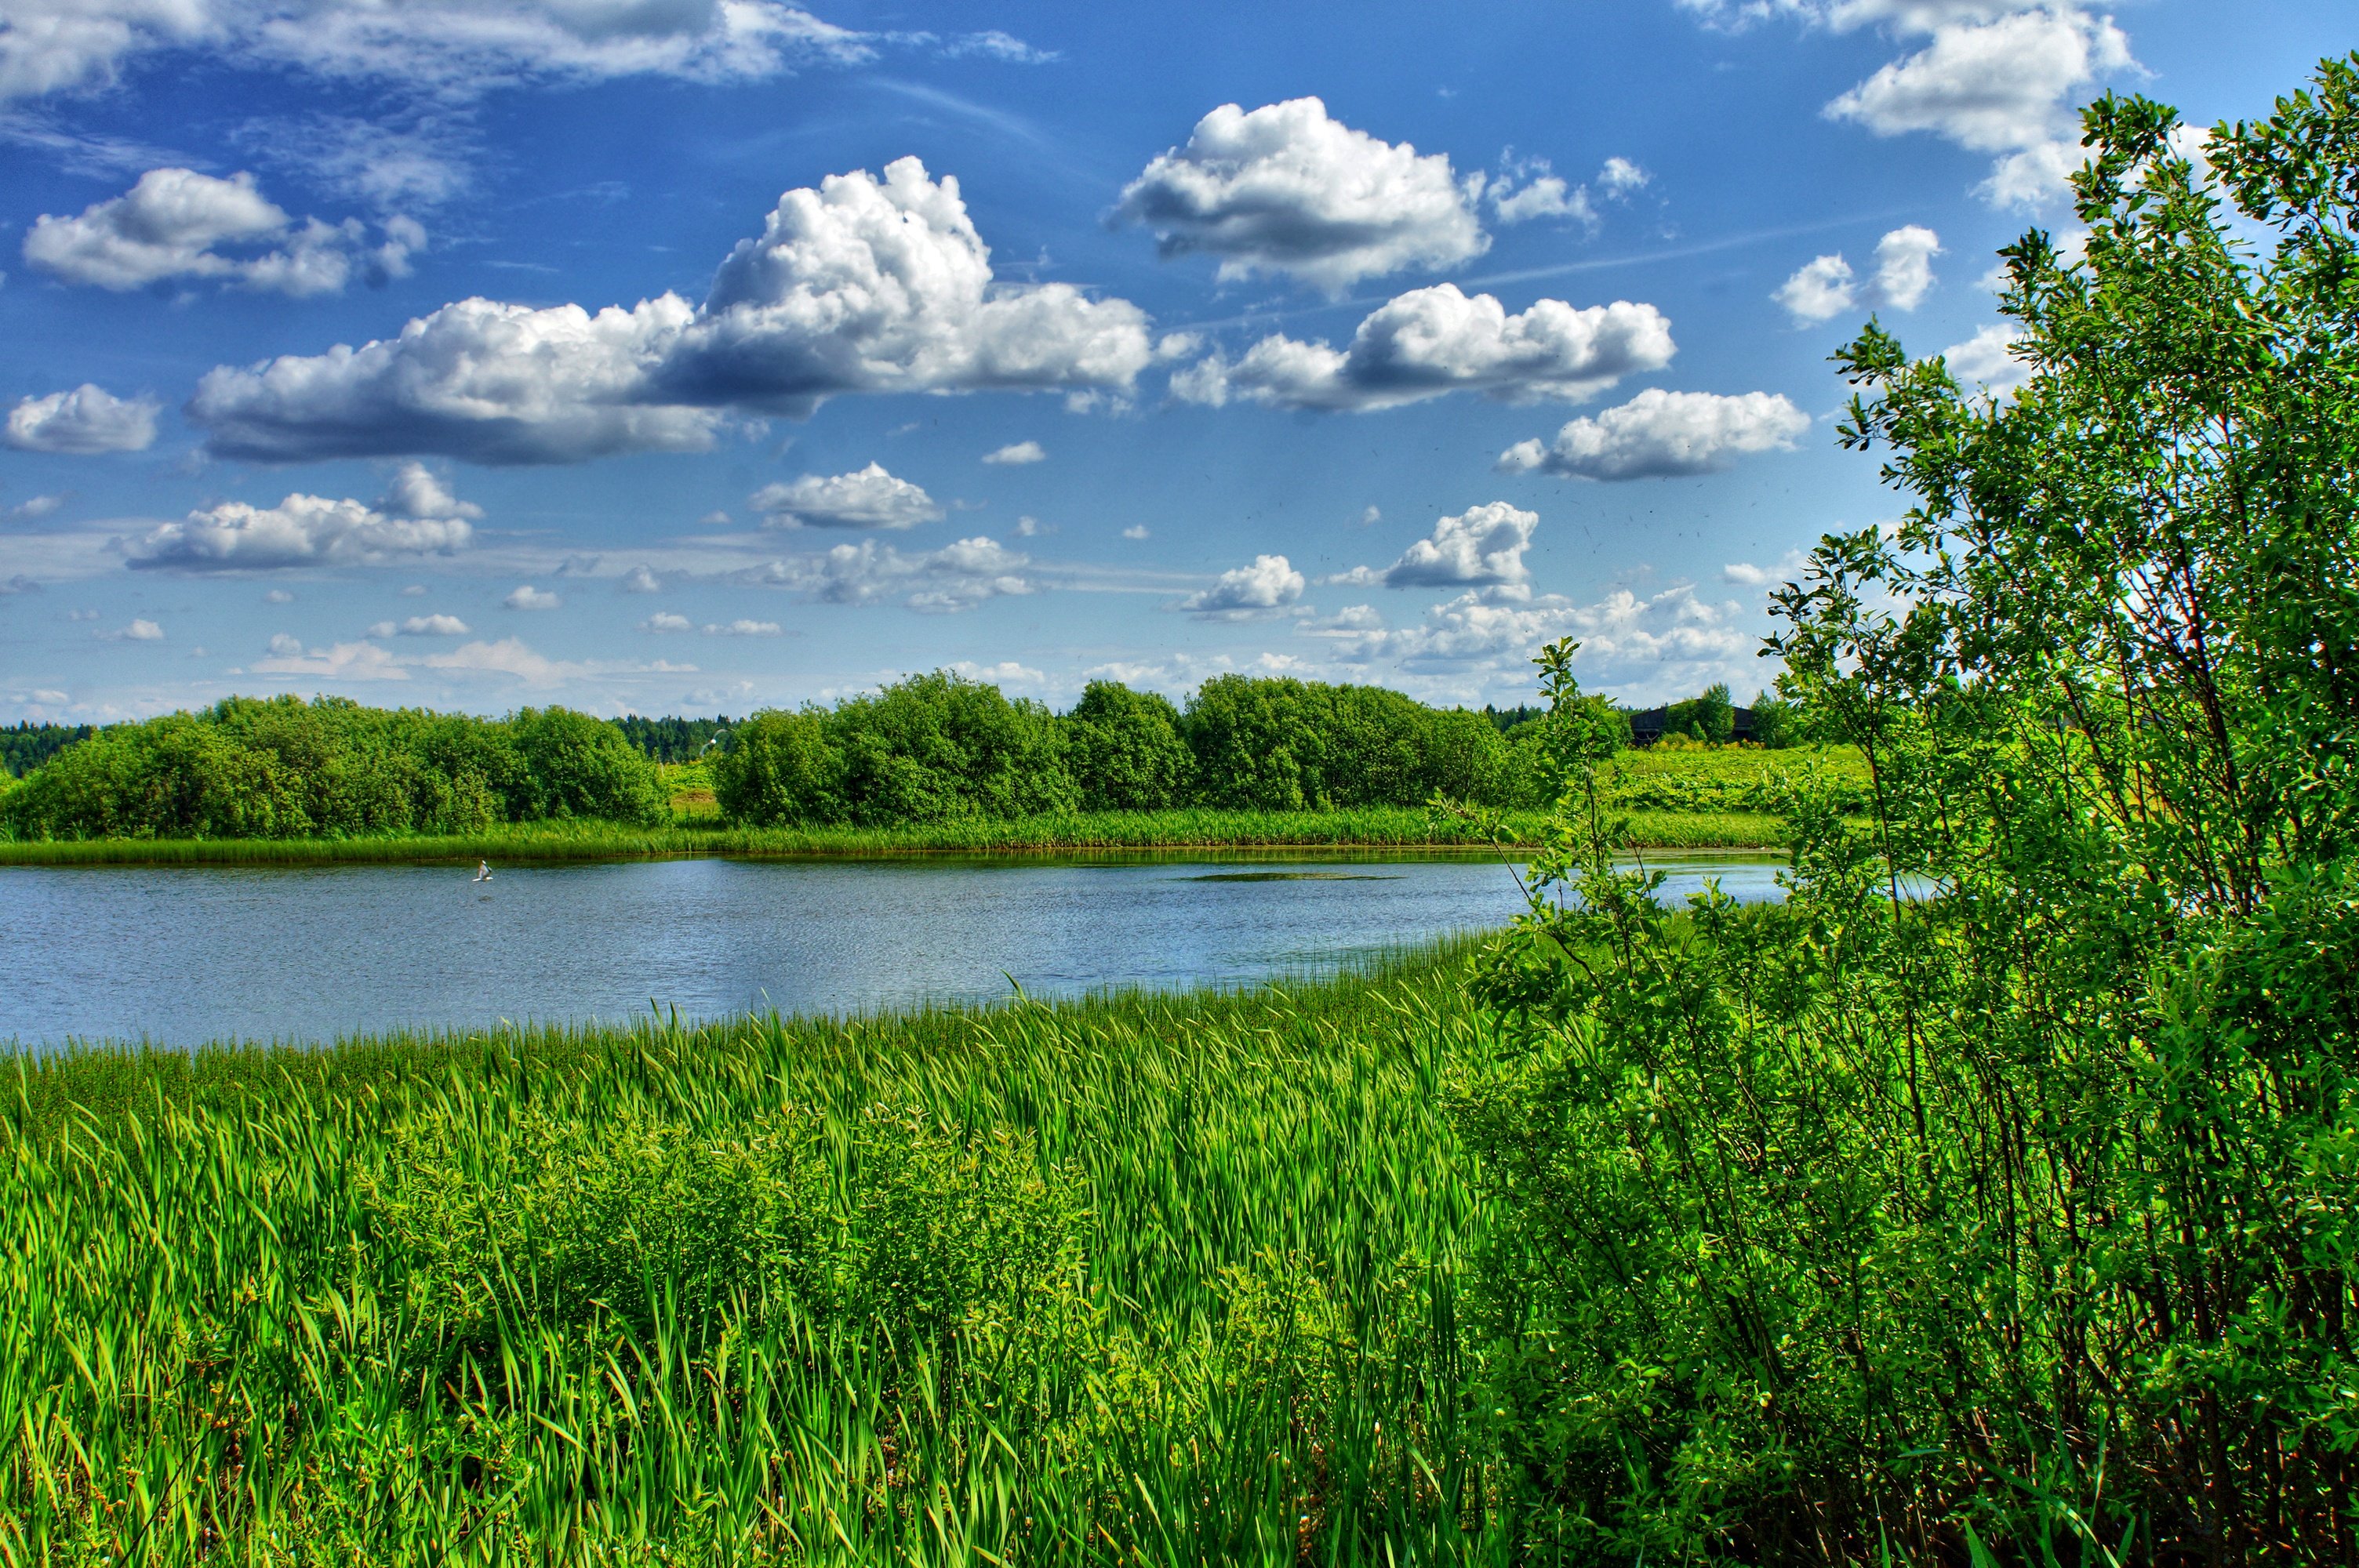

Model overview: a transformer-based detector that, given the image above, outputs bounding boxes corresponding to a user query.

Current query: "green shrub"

[0,695,661,839]
[1063,679,1192,810]
[1181,673,1323,810]
[711,706,842,826]
[829,670,1075,824]
[1454,64,2359,1559]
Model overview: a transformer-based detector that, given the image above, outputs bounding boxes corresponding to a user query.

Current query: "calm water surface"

[0,853,1786,1048]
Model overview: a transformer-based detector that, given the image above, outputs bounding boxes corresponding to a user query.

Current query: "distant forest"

[612,715,734,763]
[2,722,94,779]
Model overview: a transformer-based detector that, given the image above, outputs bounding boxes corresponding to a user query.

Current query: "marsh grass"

[0,804,1782,866]
[2,945,1524,1563]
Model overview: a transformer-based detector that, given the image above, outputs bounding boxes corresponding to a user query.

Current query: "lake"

[0,851,1788,1049]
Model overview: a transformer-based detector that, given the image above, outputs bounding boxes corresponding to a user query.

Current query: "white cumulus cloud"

[740,534,1033,613]
[1598,156,1650,196]
[951,659,1044,686]
[503,584,561,609]
[1321,580,1758,696]
[619,564,662,593]
[1826,8,2134,209]
[981,439,1044,465]
[1115,96,1486,294]
[1943,321,2030,393]
[1175,284,1674,412]
[641,611,692,632]
[1723,547,1812,588]
[1871,224,1942,307]
[1180,553,1306,619]
[1498,388,1812,480]
[1379,502,1539,597]
[104,617,165,641]
[189,158,1154,464]
[704,618,781,636]
[125,487,474,570]
[22,168,412,296]
[1775,253,1857,323]
[1776,224,1943,322]
[6,383,158,452]
[1487,161,1594,227]
[252,637,409,680]
[750,462,942,529]
[377,460,482,520]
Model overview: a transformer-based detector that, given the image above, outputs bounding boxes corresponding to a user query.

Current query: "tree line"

[0,673,1789,840]
[0,696,667,840]
[712,670,1631,826]
[1,722,94,779]
[612,714,732,764]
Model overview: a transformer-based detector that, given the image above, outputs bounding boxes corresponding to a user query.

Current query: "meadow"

[3,945,1519,1564]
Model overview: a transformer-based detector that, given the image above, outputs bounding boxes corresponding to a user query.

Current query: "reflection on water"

[0,852,1787,1049]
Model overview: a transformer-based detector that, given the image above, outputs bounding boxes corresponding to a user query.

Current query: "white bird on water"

[474,859,493,883]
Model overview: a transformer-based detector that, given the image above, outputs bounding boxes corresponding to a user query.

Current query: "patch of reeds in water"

[2,944,1532,1563]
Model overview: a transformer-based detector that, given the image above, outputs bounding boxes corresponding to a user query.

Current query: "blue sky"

[0,0,2343,722]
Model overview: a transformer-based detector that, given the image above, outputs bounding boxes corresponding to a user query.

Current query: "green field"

[4,946,1514,1563]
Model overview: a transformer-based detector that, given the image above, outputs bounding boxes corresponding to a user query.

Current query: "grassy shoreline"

[0,804,1785,866]
[4,946,1514,1559]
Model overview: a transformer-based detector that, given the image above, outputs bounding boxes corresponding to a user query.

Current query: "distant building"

[1628,705,1755,746]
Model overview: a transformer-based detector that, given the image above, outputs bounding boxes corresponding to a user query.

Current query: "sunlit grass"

[0,804,1784,866]
[2,944,1522,1563]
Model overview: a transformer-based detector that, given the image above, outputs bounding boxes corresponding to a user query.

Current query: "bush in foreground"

[1453,64,2359,1562]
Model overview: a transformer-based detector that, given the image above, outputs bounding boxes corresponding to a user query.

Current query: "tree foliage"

[716,670,1541,826]
[1455,58,2359,1563]
[612,714,732,763]
[1063,679,1191,811]
[1,722,93,779]
[1,695,664,839]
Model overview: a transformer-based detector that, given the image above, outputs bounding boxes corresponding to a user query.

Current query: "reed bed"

[2,948,1526,1564]
[0,805,1781,867]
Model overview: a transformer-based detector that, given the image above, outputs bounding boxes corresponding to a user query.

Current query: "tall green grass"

[0,804,1783,866]
[2,949,1526,1563]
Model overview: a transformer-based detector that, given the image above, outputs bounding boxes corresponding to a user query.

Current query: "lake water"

[0,852,1787,1049]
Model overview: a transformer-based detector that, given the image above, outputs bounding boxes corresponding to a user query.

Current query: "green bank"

[0,804,1787,864]
[5,946,1508,1563]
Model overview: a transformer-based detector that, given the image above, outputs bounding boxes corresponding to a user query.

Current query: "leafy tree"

[1317,684,1430,807]
[507,707,667,824]
[1453,58,2359,1560]
[1501,695,1626,806]
[1062,680,1192,811]
[829,671,1074,825]
[1180,675,1322,810]
[1419,707,1512,805]
[712,708,841,826]
[1747,688,1797,749]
